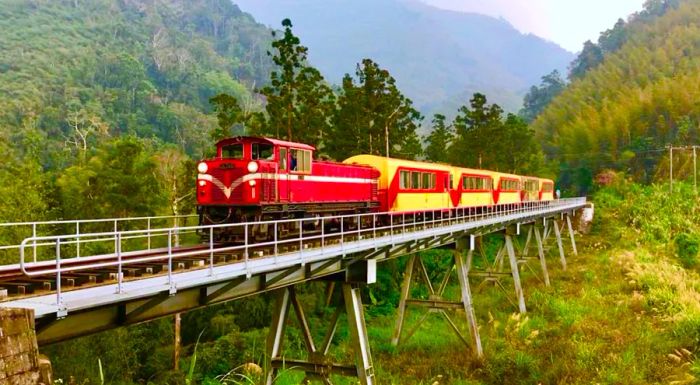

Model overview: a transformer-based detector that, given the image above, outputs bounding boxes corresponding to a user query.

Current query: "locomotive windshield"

[222,144,243,159]
[252,143,274,160]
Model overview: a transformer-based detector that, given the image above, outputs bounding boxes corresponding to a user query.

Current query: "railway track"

[0,229,366,302]
[0,244,217,300]
[0,200,584,305]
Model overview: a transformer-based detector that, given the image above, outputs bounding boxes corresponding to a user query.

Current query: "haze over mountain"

[235,0,574,114]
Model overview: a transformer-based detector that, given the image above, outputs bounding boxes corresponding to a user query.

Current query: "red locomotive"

[196,137,379,240]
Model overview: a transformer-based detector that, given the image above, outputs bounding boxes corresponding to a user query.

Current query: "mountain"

[234,0,574,114]
[531,0,691,193]
[0,0,274,159]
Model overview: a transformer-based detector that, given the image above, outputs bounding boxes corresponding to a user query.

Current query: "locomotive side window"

[279,148,288,170]
[290,149,312,173]
[222,144,243,159]
[252,143,274,160]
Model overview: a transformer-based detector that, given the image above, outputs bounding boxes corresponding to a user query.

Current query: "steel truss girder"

[265,283,374,385]
[391,242,483,358]
[29,209,581,346]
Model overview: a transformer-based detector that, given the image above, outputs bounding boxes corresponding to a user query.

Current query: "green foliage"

[675,232,700,268]
[0,0,271,158]
[534,0,697,193]
[424,114,454,163]
[257,19,335,146]
[594,180,699,245]
[519,70,565,123]
[57,136,164,219]
[327,59,423,160]
[450,93,543,174]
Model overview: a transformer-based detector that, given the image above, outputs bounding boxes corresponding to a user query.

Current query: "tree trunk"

[174,313,181,370]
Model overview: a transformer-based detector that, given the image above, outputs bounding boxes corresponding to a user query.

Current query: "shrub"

[675,232,700,268]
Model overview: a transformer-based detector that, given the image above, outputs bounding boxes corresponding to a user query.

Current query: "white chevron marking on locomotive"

[198,173,377,199]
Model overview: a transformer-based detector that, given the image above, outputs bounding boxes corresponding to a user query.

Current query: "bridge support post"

[565,213,578,256]
[533,225,551,287]
[265,283,375,385]
[391,245,483,358]
[469,229,528,314]
[552,219,568,271]
[504,231,527,314]
[516,225,550,287]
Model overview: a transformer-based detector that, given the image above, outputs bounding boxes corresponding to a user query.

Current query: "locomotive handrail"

[16,198,587,315]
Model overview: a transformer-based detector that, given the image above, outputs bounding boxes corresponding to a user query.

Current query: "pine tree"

[327,59,423,160]
[424,114,453,162]
[258,19,335,147]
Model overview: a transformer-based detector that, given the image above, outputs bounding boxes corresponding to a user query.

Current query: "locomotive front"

[196,137,275,225]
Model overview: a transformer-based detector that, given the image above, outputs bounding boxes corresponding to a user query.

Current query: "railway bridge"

[0,198,590,384]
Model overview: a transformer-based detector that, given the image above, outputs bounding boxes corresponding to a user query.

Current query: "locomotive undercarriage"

[198,201,379,243]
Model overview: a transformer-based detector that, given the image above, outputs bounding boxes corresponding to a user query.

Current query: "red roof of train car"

[215,136,315,151]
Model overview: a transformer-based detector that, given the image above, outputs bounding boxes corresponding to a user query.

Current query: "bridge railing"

[0,214,199,264]
[16,198,586,312]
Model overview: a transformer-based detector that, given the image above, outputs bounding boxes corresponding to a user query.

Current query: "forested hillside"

[235,0,574,114]
[532,0,698,193]
[0,0,273,222]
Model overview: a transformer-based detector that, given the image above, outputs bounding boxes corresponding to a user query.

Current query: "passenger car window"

[400,171,410,189]
[422,173,432,190]
[411,172,421,189]
[221,144,243,159]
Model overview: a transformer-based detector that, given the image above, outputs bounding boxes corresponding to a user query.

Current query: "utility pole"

[385,106,401,158]
[670,146,673,194]
[694,146,697,194]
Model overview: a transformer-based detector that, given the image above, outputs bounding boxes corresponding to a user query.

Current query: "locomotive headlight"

[247,161,259,173]
[198,180,206,187]
[197,162,208,173]
[249,180,256,186]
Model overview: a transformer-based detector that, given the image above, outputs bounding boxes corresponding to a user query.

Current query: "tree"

[519,70,566,123]
[450,93,542,174]
[154,146,195,219]
[258,19,335,146]
[424,114,453,163]
[57,137,164,219]
[327,59,423,160]
[568,40,604,80]
[598,18,628,54]
[209,93,244,140]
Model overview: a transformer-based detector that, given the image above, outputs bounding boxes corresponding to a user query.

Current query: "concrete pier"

[0,308,50,385]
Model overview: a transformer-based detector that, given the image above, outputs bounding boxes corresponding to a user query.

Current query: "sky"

[421,0,646,52]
